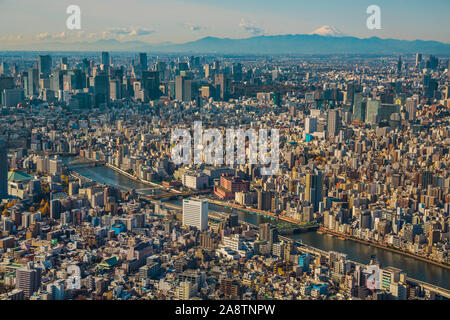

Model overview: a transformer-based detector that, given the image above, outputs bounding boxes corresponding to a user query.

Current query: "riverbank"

[104,163,165,189]
[207,198,319,231]
[320,227,450,271]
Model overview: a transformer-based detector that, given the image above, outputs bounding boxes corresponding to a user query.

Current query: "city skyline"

[1,0,450,51]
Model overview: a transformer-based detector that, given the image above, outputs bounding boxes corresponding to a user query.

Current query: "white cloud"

[239,18,264,35]
[36,32,52,40]
[102,26,155,39]
[53,32,67,39]
[185,22,203,31]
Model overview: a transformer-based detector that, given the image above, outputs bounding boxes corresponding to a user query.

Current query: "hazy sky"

[0,0,449,46]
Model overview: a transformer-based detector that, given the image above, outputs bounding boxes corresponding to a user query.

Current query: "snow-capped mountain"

[310,25,346,37]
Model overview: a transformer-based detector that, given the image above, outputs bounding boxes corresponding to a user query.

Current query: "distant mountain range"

[2,34,450,55]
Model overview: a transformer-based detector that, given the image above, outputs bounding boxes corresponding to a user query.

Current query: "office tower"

[327,110,339,138]
[397,56,402,74]
[366,99,380,123]
[24,68,39,97]
[214,73,229,100]
[405,98,417,121]
[109,79,121,100]
[352,93,366,122]
[101,51,110,67]
[155,61,167,81]
[38,55,52,76]
[0,139,7,199]
[16,262,42,298]
[142,70,160,100]
[139,53,148,71]
[415,53,422,68]
[175,75,192,102]
[94,71,109,106]
[49,157,62,175]
[346,82,356,105]
[182,199,208,231]
[305,117,317,134]
[0,75,14,105]
[305,170,323,212]
[203,64,211,79]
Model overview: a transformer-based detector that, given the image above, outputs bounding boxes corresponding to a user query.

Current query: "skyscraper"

[366,99,380,123]
[415,53,422,68]
[405,98,417,122]
[327,110,339,138]
[214,73,229,100]
[0,139,7,199]
[305,117,317,134]
[101,52,110,68]
[38,55,52,76]
[397,56,402,74]
[182,199,208,231]
[352,93,366,122]
[24,68,39,97]
[305,170,323,212]
[175,75,192,102]
[139,53,148,71]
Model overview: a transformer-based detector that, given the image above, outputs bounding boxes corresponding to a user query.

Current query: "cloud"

[1,35,23,41]
[36,32,52,40]
[52,32,67,39]
[239,19,264,35]
[185,22,203,32]
[102,26,155,39]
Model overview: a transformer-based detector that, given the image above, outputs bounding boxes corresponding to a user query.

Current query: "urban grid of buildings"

[0,51,449,300]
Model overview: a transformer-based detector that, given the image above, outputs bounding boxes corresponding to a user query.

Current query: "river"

[68,161,450,290]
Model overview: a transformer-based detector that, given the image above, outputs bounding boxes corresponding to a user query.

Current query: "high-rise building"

[305,170,323,212]
[397,56,402,74]
[139,53,148,71]
[366,99,380,123]
[38,55,52,76]
[353,93,366,122]
[24,68,39,97]
[15,262,42,298]
[175,75,192,102]
[0,139,7,199]
[101,51,110,68]
[327,110,339,138]
[257,190,272,211]
[415,53,422,68]
[94,71,109,106]
[405,98,417,122]
[182,199,208,231]
[214,73,229,100]
[305,117,317,134]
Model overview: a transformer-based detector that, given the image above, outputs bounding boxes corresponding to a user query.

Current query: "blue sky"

[0,0,449,46]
